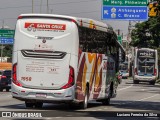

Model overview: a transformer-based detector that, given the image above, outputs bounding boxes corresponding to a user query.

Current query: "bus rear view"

[12,14,78,108]
[133,48,158,85]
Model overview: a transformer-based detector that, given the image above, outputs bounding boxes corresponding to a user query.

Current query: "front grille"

[21,50,66,59]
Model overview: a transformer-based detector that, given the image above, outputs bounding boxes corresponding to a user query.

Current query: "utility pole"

[0,20,4,62]
[32,0,34,13]
[118,29,120,35]
[47,0,49,14]
[40,0,42,13]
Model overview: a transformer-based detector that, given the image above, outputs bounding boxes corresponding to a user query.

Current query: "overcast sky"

[0,0,134,36]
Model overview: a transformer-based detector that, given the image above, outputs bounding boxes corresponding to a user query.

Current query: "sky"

[0,0,137,36]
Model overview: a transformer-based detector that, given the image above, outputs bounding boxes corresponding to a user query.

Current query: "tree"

[131,0,160,48]
[130,17,160,48]
[130,0,160,61]
[2,45,13,58]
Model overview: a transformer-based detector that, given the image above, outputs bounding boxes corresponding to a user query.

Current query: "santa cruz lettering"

[25,22,66,31]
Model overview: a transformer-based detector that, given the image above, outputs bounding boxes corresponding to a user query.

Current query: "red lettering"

[24,22,66,30]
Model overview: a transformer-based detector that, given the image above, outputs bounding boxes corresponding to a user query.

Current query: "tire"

[149,81,155,85]
[0,88,3,92]
[25,101,34,108]
[6,88,10,92]
[102,97,110,105]
[80,87,89,109]
[68,103,77,109]
[102,85,112,105]
[35,102,43,108]
[133,80,139,84]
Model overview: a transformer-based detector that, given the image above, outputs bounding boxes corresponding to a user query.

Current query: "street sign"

[102,0,148,20]
[149,2,158,17]
[103,0,148,6]
[102,6,148,20]
[0,30,15,44]
[117,35,122,44]
[0,38,14,44]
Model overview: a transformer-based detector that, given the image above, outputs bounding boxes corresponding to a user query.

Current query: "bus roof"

[136,48,157,51]
[18,14,114,33]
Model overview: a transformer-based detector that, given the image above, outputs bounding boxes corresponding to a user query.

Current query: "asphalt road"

[0,79,159,120]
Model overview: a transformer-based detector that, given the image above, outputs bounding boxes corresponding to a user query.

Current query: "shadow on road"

[0,101,159,119]
[111,100,160,112]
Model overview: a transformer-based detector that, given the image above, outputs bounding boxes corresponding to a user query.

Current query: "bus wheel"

[102,97,110,105]
[68,102,77,109]
[133,80,139,84]
[0,88,3,92]
[35,102,43,108]
[25,101,34,108]
[149,81,155,85]
[80,87,89,109]
[6,88,10,92]
[102,87,111,105]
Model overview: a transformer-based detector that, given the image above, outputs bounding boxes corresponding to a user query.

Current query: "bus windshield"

[137,50,155,75]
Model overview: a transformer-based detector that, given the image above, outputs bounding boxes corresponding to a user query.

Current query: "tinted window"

[137,50,155,74]
[79,27,120,54]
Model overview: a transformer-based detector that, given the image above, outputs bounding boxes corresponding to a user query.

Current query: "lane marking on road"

[91,110,97,111]
[141,89,146,91]
[55,117,62,119]
[119,94,160,105]
[46,118,54,119]
[0,94,12,99]
[137,94,159,101]
[117,84,133,91]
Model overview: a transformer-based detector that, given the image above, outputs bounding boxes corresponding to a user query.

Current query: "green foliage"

[1,45,13,58]
[130,17,160,48]
[131,0,160,61]
[131,0,160,60]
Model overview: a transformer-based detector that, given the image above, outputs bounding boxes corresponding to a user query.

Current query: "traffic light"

[149,2,158,17]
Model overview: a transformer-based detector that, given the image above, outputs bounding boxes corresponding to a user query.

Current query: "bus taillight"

[18,16,23,19]
[12,63,22,87]
[61,66,74,89]
[154,68,157,76]
[134,68,138,75]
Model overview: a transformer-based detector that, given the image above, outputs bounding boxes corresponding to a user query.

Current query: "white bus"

[133,48,158,85]
[12,14,125,109]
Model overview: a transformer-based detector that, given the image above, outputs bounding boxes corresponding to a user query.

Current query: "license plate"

[7,84,11,86]
[36,93,47,98]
